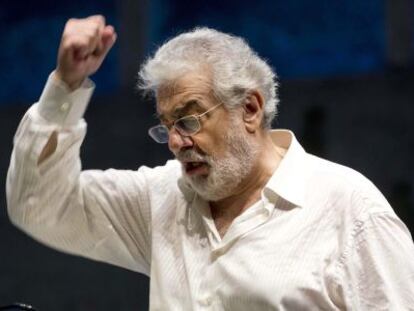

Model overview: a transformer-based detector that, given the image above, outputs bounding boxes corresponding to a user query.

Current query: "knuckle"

[91,24,100,35]
[85,32,97,43]
[61,40,72,50]
[66,18,76,26]
[93,14,105,23]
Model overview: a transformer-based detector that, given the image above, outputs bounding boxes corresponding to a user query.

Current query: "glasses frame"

[148,102,223,143]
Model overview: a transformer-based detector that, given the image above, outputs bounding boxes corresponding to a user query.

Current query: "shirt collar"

[178,129,309,209]
[263,130,308,208]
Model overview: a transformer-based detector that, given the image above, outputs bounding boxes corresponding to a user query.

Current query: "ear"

[243,90,265,133]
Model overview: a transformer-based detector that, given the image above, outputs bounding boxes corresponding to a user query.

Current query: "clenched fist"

[55,15,117,90]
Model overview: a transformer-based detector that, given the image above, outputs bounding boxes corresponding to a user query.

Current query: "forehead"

[156,71,216,118]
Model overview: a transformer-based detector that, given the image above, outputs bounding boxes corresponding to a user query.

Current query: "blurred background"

[0,0,413,310]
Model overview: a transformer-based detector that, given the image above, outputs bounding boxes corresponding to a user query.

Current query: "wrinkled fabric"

[7,73,414,310]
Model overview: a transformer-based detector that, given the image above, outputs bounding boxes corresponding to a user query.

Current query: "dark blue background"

[1,0,386,105]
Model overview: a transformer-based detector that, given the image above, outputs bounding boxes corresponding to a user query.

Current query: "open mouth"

[184,161,208,176]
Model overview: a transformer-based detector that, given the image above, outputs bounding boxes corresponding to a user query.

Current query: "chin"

[178,121,258,201]
[182,169,237,202]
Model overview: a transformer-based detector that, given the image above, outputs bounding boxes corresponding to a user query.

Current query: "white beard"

[177,122,259,201]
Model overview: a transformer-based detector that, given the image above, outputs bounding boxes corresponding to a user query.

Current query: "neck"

[210,131,284,236]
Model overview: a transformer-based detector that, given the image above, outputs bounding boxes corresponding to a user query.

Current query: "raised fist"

[55,15,117,90]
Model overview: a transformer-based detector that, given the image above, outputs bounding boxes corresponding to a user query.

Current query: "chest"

[150,204,342,310]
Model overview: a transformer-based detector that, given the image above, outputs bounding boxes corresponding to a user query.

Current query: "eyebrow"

[157,100,203,123]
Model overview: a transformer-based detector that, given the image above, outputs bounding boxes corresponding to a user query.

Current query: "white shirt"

[7,74,414,310]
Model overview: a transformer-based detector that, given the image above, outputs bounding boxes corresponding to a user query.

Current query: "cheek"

[194,114,234,156]
[194,134,227,159]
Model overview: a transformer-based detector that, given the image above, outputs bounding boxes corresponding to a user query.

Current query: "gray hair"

[138,27,279,128]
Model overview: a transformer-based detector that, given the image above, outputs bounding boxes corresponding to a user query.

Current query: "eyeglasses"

[148,103,222,143]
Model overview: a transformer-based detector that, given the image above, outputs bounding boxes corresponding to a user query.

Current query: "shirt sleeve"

[337,203,414,310]
[6,73,152,275]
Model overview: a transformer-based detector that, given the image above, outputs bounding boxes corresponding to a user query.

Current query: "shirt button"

[201,296,212,306]
[27,196,36,206]
[60,102,70,112]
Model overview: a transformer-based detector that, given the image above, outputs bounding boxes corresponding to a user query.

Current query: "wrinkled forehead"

[156,70,217,118]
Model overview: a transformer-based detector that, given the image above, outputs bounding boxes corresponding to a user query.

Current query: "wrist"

[54,70,85,91]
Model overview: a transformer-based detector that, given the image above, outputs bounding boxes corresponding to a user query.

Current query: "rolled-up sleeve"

[6,73,151,275]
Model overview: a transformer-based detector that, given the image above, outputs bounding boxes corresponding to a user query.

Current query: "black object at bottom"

[0,303,37,311]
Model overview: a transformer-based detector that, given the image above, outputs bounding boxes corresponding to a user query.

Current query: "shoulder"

[304,153,394,221]
[304,154,414,267]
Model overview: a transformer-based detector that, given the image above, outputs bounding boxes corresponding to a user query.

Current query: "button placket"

[197,260,216,309]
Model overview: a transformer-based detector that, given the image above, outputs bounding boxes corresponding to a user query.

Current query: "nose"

[168,127,193,153]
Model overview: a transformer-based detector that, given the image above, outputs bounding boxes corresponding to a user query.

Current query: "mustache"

[176,149,209,163]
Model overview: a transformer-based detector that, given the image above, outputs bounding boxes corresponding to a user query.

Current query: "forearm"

[7,108,85,225]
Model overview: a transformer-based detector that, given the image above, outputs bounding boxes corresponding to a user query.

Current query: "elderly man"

[7,15,414,310]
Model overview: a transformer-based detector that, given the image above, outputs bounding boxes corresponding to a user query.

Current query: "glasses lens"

[175,116,199,135]
[148,125,169,143]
